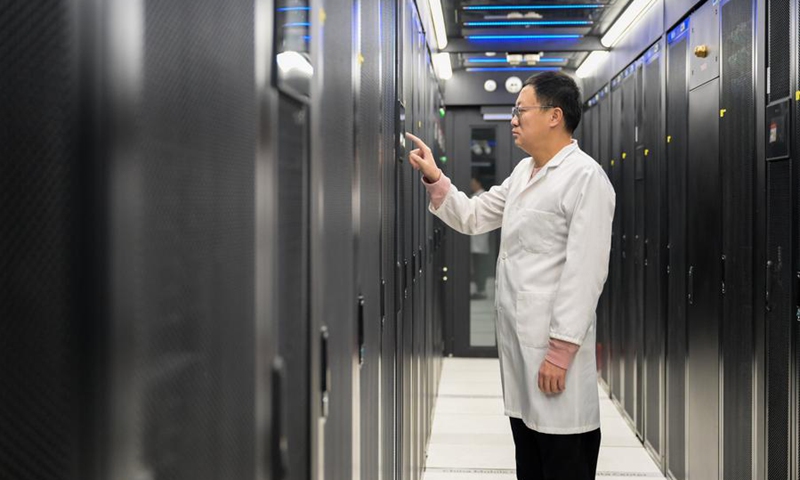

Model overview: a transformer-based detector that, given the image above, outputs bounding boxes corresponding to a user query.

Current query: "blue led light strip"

[284,22,311,27]
[466,67,561,72]
[464,20,592,26]
[467,57,566,63]
[277,6,310,11]
[467,34,582,40]
[464,4,603,10]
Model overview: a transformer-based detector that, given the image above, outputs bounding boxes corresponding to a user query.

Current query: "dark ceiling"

[441,0,632,73]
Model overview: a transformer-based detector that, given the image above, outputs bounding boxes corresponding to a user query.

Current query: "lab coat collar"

[525,139,579,189]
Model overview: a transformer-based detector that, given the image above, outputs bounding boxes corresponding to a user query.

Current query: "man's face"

[510,85,552,154]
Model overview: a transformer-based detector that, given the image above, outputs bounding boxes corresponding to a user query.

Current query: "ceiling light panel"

[463,20,593,26]
[463,4,604,10]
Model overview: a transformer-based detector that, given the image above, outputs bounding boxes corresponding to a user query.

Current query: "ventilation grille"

[768,0,791,101]
[119,0,257,478]
[0,2,82,479]
[766,160,791,480]
[721,1,755,479]
[666,32,689,480]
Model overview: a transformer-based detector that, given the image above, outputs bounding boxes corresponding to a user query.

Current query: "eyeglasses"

[511,105,555,118]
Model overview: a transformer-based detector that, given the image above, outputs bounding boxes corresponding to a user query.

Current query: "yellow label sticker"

[622,152,627,160]
[611,160,615,167]
[358,53,365,65]
[644,149,649,156]
[667,135,672,143]
[320,8,327,24]
[720,108,727,117]
[796,90,800,101]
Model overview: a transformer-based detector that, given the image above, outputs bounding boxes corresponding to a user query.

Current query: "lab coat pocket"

[515,291,556,348]
[518,209,557,254]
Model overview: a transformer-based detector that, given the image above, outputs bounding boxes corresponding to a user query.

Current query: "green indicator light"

[439,108,446,118]
[440,156,447,163]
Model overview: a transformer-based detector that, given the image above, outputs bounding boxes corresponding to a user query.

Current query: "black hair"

[523,71,582,134]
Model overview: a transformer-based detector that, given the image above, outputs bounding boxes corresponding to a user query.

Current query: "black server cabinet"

[765,157,793,480]
[621,68,639,426]
[276,92,312,480]
[379,1,398,479]
[311,0,357,477]
[641,42,666,462]
[633,63,647,437]
[686,78,722,480]
[665,18,690,480]
[356,0,385,477]
[720,0,757,479]
[610,77,626,404]
[1,3,91,479]
[3,1,268,479]
[764,0,795,479]
[598,88,613,386]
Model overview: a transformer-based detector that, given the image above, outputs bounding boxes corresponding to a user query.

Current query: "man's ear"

[549,107,563,129]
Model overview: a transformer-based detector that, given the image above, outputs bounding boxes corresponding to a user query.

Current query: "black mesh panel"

[610,82,625,403]
[0,2,83,479]
[111,1,257,478]
[277,94,310,480]
[768,0,791,101]
[378,0,397,475]
[666,33,689,480]
[721,1,755,479]
[766,160,791,480]
[643,53,663,455]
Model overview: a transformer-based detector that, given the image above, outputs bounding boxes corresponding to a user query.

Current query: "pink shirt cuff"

[421,170,451,210]
[545,338,580,370]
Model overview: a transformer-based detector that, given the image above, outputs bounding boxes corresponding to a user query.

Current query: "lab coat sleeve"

[424,169,514,236]
[549,166,616,345]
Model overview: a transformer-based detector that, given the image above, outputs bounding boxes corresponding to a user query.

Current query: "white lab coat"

[429,140,615,434]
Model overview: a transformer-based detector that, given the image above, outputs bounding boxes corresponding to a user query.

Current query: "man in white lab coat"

[406,71,615,480]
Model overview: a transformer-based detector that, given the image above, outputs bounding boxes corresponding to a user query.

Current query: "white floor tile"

[434,397,506,415]
[425,443,515,469]
[597,446,663,474]
[432,413,513,435]
[437,381,503,398]
[429,432,514,447]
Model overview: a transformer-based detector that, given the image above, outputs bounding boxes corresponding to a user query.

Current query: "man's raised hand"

[405,132,441,182]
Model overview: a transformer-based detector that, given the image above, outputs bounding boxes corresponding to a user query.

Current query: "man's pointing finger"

[405,132,430,152]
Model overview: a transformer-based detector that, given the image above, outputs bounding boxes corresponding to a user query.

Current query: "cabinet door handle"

[765,261,773,311]
[720,255,727,295]
[357,295,365,366]
[272,358,289,480]
[320,326,330,418]
[403,259,409,299]
[380,280,386,320]
[688,265,695,305]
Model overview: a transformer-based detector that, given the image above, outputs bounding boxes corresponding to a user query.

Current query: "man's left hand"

[538,360,567,394]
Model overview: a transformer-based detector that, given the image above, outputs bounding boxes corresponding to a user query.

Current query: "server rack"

[720,0,757,479]
[598,86,613,387]
[620,64,639,427]
[610,74,626,406]
[640,41,667,464]
[665,18,690,480]
[764,0,796,479]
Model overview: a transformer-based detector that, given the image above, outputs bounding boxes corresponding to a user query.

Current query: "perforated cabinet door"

[720,1,756,479]
[665,23,690,480]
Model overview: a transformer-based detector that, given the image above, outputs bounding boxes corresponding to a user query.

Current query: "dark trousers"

[509,418,601,480]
